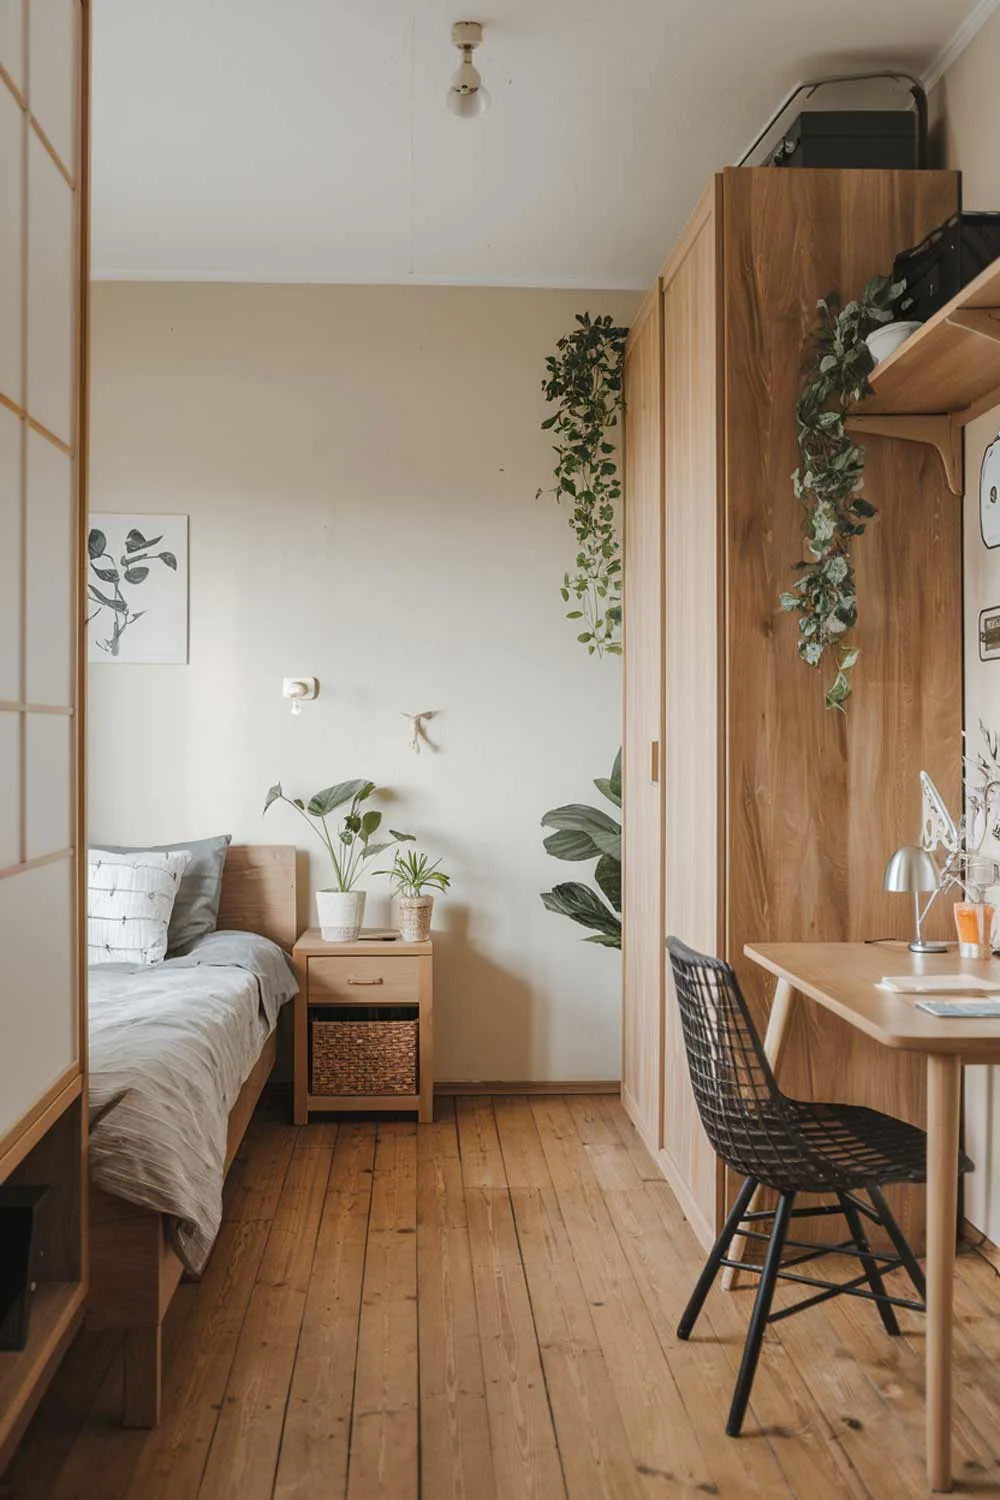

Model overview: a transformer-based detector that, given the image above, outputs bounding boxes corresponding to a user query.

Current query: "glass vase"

[953,901,996,961]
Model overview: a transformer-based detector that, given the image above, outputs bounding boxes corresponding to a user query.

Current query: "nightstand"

[291,929,433,1124]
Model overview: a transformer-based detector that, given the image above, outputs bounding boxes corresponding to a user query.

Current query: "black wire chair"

[666,936,973,1437]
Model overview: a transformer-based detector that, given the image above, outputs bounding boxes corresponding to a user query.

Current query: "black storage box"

[894,213,1000,322]
[0,1185,48,1351]
[771,111,917,170]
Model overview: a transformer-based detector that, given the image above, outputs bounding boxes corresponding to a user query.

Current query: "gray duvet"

[88,931,297,1273]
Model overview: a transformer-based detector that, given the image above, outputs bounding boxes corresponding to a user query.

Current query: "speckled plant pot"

[316,889,366,942]
[397,895,433,943]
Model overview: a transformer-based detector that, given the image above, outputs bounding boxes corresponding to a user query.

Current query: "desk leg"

[926,1053,961,1492]
[722,978,799,1291]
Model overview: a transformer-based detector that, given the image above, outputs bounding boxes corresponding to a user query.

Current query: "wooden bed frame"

[88,845,298,1427]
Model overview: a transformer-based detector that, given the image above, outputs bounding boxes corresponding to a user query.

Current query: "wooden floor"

[4,1093,1000,1499]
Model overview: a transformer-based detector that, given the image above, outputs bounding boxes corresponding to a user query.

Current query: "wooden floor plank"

[346,1123,419,1500]
[273,1123,376,1500]
[417,1107,496,1500]
[458,1098,567,1500]
[225,1117,298,1222]
[122,1220,272,1500]
[531,1096,720,1495]
[497,1099,652,1499]
[196,1145,332,1500]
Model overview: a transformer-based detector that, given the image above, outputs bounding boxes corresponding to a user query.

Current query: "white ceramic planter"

[397,894,433,943]
[316,889,366,942]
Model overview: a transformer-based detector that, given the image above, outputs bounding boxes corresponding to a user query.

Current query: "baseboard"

[434,1080,621,1097]
[961,1216,1000,1273]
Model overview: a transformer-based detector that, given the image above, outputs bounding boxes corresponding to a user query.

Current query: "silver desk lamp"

[884,845,947,953]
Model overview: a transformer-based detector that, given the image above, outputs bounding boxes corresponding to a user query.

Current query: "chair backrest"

[666,936,792,1181]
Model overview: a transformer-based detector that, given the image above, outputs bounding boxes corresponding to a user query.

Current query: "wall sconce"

[282,677,318,715]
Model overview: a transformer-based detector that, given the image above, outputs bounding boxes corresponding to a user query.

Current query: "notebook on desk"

[915,999,1000,1018]
[880,974,1000,995]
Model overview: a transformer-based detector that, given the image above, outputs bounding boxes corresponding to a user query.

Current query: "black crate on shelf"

[894,213,1000,322]
[0,1185,48,1351]
[770,111,917,170]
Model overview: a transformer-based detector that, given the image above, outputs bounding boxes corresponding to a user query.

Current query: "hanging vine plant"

[780,273,904,711]
[538,313,629,656]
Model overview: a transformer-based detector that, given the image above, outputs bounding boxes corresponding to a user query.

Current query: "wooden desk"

[745,942,1000,1493]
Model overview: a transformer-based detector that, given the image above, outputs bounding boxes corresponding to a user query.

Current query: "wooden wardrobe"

[622,168,963,1249]
[0,0,89,1468]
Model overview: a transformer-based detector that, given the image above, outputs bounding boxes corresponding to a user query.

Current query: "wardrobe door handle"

[651,740,660,784]
[347,976,384,986]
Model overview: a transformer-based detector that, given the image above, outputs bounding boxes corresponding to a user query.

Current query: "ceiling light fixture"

[447,21,490,119]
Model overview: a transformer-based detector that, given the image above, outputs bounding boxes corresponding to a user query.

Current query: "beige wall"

[932,13,1000,1240]
[88,282,639,1083]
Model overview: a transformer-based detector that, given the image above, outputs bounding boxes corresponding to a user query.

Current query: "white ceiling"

[91,0,986,290]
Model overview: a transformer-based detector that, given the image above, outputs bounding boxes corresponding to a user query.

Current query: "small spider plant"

[378,848,451,898]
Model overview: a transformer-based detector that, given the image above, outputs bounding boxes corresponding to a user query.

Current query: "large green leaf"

[540,882,621,940]
[360,809,382,839]
[594,854,621,913]
[543,827,602,862]
[585,931,622,949]
[307,779,372,817]
[541,803,620,861]
[593,748,622,808]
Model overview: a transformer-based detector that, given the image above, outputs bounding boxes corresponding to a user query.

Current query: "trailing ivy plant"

[779,274,904,711]
[537,313,629,656]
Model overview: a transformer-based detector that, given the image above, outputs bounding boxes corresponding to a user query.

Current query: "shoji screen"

[0,0,85,1145]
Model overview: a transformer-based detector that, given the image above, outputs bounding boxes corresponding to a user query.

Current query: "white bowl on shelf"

[865,320,922,366]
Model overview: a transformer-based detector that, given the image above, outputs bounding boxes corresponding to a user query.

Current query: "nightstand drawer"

[308,955,420,1004]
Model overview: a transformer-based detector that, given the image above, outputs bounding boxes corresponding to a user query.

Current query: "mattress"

[88,929,297,1273]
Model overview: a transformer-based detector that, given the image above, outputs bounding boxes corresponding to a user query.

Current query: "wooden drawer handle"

[347,976,384,986]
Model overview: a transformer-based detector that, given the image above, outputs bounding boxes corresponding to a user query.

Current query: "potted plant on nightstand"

[263,778,412,941]
[379,848,451,942]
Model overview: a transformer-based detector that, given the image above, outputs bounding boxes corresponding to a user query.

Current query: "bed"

[87,844,298,1427]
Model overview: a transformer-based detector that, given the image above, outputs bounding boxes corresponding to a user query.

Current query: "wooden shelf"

[842,254,1000,496]
[864,254,1000,420]
[0,1281,86,1466]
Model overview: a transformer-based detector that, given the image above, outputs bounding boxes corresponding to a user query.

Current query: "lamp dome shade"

[884,845,939,894]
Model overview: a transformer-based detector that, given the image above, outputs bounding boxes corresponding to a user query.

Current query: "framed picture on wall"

[87,515,189,664]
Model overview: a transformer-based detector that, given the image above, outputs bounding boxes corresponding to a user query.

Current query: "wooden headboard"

[217,845,297,952]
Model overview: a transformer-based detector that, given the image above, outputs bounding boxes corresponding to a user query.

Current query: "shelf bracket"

[845,413,963,496]
[946,308,1000,344]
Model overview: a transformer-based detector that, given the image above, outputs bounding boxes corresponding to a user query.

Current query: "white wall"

[88,282,638,1083]
[934,8,1000,1238]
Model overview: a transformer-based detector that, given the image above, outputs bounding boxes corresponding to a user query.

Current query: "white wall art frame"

[87,514,189,664]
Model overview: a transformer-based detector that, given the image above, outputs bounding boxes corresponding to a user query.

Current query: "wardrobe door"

[660,183,724,1247]
[621,286,664,1150]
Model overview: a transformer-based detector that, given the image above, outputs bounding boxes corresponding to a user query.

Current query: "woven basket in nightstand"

[310,1016,418,1096]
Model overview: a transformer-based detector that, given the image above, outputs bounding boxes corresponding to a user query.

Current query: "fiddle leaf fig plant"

[263,778,412,891]
[780,273,904,711]
[537,313,629,657]
[540,749,621,948]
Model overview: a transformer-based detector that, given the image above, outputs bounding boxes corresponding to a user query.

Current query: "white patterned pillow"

[88,849,192,966]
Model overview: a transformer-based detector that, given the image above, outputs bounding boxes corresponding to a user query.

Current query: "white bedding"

[88,930,297,1273]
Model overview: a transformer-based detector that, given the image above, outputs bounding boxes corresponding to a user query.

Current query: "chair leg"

[727,1191,794,1438]
[678,1176,757,1340]
[866,1184,927,1302]
[838,1192,900,1336]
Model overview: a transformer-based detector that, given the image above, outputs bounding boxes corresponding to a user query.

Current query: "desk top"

[745,942,1000,1058]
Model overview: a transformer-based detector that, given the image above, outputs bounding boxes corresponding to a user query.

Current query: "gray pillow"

[94,835,232,955]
